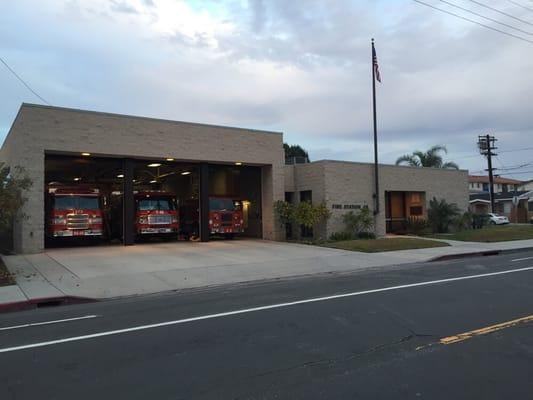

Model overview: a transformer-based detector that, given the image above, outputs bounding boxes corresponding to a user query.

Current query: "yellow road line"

[439,315,533,345]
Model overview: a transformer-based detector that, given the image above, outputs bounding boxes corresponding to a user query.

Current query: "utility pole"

[477,135,498,213]
[371,38,381,215]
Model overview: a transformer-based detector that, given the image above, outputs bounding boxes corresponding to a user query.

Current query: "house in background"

[518,179,533,192]
[468,175,523,193]
[469,190,533,223]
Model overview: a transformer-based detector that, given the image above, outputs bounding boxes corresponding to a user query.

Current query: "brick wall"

[288,160,469,239]
[0,104,285,253]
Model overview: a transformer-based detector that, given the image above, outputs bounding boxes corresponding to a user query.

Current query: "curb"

[0,295,97,314]
[429,246,533,262]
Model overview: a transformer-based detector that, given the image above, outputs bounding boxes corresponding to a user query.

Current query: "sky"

[1,0,533,180]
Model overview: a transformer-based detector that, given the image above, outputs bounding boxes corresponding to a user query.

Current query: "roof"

[469,190,532,202]
[297,159,468,173]
[468,175,524,185]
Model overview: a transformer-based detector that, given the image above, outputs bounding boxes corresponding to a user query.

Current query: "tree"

[284,143,310,163]
[395,145,459,169]
[427,197,460,233]
[0,163,32,232]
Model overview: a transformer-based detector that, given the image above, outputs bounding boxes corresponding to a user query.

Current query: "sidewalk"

[2,238,533,309]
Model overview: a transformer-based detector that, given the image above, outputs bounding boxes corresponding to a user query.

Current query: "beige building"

[1,104,469,254]
[285,161,469,239]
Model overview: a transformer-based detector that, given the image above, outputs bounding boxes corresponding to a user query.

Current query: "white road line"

[0,315,99,331]
[511,256,533,262]
[1,266,532,354]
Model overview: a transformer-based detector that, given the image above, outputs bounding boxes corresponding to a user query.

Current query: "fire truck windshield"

[210,198,240,211]
[54,196,100,210]
[138,198,175,211]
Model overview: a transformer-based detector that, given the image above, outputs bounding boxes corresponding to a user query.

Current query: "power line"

[0,56,51,105]
[495,156,519,179]
[437,0,533,36]
[507,0,533,13]
[491,160,533,171]
[465,0,533,27]
[499,170,533,175]
[411,0,533,44]
[499,146,533,153]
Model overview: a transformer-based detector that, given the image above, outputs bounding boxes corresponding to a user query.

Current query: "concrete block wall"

[283,163,327,239]
[289,160,469,239]
[1,104,285,253]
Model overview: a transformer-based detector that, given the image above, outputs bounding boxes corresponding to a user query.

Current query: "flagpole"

[371,38,380,215]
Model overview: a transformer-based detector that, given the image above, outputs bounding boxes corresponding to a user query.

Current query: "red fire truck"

[134,191,179,236]
[46,187,104,238]
[209,196,243,238]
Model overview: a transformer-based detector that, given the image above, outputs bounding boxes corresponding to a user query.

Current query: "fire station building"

[0,104,469,254]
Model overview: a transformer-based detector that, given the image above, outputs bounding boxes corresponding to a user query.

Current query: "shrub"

[454,211,473,231]
[357,231,376,239]
[406,216,427,235]
[294,201,331,239]
[294,201,330,230]
[0,163,32,233]
[274,200,294,228]
[342,206,374,237]
[330,232,355,241]
[472,214,489,229]
[427,197,460,233]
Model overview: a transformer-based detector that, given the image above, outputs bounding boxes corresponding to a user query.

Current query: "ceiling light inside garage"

[81,152,91,156]
[73,177,81,181]
[148,163,161,167]
[166,158,175,161]
[117,174,124,178]
[181,171,191,175]
[235,162,242,166]
[150,180,157,184]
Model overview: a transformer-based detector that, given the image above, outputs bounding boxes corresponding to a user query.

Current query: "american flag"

[373,45,381,83]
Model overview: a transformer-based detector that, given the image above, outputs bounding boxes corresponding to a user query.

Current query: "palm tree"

[395,145,459,169]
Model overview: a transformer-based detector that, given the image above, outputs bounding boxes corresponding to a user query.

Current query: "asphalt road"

[1,250,533,399]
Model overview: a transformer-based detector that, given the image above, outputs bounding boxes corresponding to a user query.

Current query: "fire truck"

[209,196,243,238]
[46,186,104,238]
[109,191,179,240]
[134,191,179,236]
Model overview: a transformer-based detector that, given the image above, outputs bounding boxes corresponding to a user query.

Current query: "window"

[78,196,100,210]
[54,196,99,210]
[285,192,294,203]
[410,206,423,216]
[138,198,175,211]
[300,190,312,203]
[208,198,235,211]
[54,196,76,210]
[482,183,488,192]
[529,202,533,212]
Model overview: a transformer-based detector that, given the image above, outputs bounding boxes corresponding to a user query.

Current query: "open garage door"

[44,154,200,247]
[208,164,262,238]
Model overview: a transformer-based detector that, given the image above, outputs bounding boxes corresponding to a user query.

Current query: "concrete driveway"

[4,238,533,302]
[4,240,357,300]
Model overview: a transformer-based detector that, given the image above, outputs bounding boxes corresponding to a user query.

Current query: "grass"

[321,237,449,253]
[431,224,533,243]
[0,257,15,287]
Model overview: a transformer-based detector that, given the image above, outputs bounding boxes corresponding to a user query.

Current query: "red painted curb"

[0,296,97,314]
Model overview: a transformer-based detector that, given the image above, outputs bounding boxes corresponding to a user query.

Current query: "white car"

[487,213,509,225]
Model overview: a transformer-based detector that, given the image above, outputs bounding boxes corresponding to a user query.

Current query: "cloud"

[0,0,532,178]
